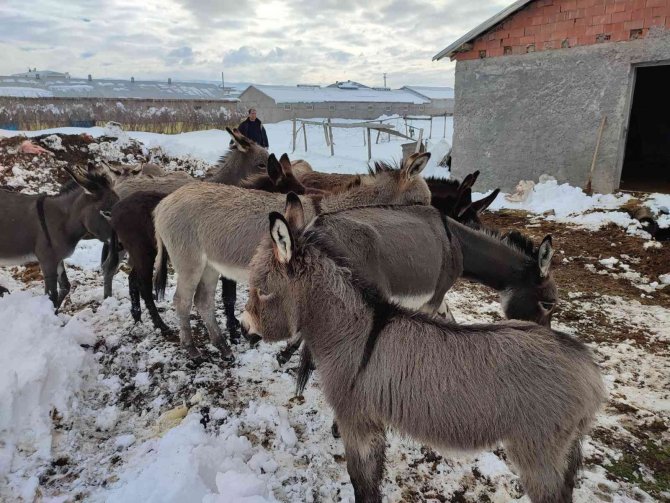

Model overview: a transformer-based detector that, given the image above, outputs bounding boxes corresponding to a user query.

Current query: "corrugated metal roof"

[244,84,429,104]
[402,86,455,100]
[433,0,534,61]
[0,76,239,101]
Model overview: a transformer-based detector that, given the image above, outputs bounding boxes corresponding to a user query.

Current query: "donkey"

[103,126,270,304]
[153,153,432,359]
[0,285,9,297]
[108,154,312,333]
[0,167,118,308]
[271,197,557,368]
[241,210,606,503]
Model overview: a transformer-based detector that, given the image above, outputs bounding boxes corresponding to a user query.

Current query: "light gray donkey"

[0,167,118,308]
[241,208,606,503]
[153,153,432,360]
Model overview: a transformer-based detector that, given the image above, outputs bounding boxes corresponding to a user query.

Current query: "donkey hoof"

[276,351,291,366]
[331,421,341,439]
[131,310,142,323]
[246,334,262,348]
[183,344,203,360]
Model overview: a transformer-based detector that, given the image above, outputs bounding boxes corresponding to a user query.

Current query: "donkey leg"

[507,439,573,503]
[195,266,233,362]
[437,298,456,323]
[0,285,8,297]
[173,261,206,359]
[39,258,59,308]
[135,253,171,334]
[56,261,71,308]
[220,277,240,344]
[339,420,386,503]
[128,268,142,323]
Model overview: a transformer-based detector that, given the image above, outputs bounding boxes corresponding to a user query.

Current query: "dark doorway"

[620,64,670,193]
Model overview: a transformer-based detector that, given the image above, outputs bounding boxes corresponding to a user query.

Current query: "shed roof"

[0,76,239,101]
[402,86,455,100]
[433,0,533,61]
[244,84,429,104]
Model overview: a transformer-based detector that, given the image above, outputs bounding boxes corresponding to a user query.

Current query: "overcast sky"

[0,0,508,87]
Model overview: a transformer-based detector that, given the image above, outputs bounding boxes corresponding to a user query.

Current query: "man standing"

[237,108,269,148]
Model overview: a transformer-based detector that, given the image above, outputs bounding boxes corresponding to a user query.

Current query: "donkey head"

[501,232,557,327]
[427,171,500,226]
[241,193,307,342]
[63,166,119,242]
[369,152,432,205]
[208,127,270,185]
[240,153,310,194]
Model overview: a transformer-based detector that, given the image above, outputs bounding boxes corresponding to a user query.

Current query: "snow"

[0,86,54,98]
[249,84,430,104]
[0,292,96,497]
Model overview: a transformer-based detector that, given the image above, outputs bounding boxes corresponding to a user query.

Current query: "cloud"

[0,0,511,86]
[165,46,196,65]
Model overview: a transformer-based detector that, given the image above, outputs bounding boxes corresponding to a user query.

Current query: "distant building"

[401,86,455,115]
[238,84,447,123]
[0,71,240,132]
[434,0,670,194]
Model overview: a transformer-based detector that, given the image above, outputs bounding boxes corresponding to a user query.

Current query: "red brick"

[645,14,667,25]
[605,21,626,32]
[562,0,578,10]
[606,2,627,13]
[585,4,606,16]
[592,13,612,24]
[632,0,646,9]
[488,47,505,57]
[520,34,537,43]
[612,9,632,21]
[652,6,670,16]
[524,25,539,35]
[574,16,588,26]
[532,16,544,25]
[507,36,521,45]
[646,0,666,7]
[552,29,570,38]
[578,34,595,44]
[577,0,593,8]
[624,18,645,29]
[585,23,606,34]
[510,27,526,37]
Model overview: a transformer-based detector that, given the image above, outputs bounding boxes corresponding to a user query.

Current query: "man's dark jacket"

[238,118,269,148]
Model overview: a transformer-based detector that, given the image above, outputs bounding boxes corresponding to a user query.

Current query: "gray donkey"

[153,153,432,360]
[271,199,557,368]
[0,167,118,307]
[241,208,606,503]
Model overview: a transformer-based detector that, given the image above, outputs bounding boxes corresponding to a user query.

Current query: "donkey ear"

[402,152,431,179]
[63,166,94,195]
[227,127,250,152]
[267,153,281,183]
[471,188,500,215]
[538,235,554,278]
[279,153,293,175]
[284,192,305,230]
[269,212,294,264]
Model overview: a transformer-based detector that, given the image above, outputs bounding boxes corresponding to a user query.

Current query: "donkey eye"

[539,301,555,311]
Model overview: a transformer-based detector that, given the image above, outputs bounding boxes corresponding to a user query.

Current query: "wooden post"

[443,113,447,139]
[292,117,297,153]
[415,128,424,153]
[323,121,330,146]
[375,129,381,144]
[367,127,372,161]
[328,118,335,156]
[363,128,366,146]
[303,121,308,151]
[429,117,433,138]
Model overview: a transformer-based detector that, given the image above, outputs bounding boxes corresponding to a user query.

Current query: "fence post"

[415,128,424,153]
[429,117,433,138]
[292,117,297,153]
[443,113,447,139]
[328,119,334,156]
[303,121,308,151]
[323,121,330,146]
[367,127,372,161]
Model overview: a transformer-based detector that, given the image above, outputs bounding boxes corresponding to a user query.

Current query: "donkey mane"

[467,224,539,262]
[215,137,260,167]
[368,160,402,176]
[239,173,272,189]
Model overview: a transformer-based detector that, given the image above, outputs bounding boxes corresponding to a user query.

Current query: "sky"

[0,0,510,88]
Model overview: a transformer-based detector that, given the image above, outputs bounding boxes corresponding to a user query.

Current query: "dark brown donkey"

[242,210,605,503]
[107,154,311,333]
[0,167,118,307]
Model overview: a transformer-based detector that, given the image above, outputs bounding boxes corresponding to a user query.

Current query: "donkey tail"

[296,344,315,396]
[153,231,168,301]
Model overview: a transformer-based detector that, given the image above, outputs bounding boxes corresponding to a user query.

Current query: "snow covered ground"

[0,121,668,502]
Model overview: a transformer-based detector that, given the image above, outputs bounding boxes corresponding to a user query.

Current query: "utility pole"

[383,73,387,88]
[221,71,225,90]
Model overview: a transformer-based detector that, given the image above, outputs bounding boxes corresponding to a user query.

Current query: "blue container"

[0,122,19,130]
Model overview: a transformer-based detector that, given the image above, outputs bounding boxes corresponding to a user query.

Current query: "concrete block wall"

[455,0,670,60]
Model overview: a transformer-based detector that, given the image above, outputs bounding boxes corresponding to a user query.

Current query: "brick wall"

[454,0,670,60]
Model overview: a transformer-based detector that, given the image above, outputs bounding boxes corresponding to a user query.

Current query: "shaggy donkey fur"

[242,211,606,503]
